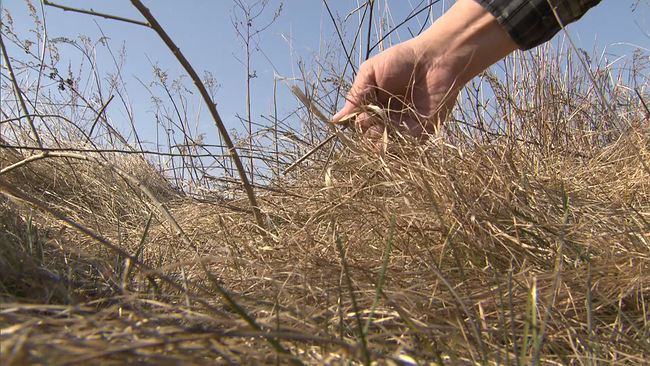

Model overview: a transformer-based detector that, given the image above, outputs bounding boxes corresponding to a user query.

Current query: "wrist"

[413,0,518,86]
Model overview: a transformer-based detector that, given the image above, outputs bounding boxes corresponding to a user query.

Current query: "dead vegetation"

[1,1,649,365]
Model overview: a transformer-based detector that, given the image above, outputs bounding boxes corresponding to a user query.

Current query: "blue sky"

[2,0,648,151]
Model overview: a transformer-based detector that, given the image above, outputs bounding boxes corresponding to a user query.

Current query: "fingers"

[351,110,380,135]
[331,52,444,142]
[332,100,355,125]
[353,108,428,141]
[332,62,377,125]
[364,124,385,141]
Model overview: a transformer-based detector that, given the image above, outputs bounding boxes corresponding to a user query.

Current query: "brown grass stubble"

[2,104,648,363]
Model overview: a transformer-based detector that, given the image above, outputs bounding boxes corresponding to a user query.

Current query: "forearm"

[411,0,518,87]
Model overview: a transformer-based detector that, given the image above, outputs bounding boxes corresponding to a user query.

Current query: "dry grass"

[2,1,650,365]
[2,114,648,364]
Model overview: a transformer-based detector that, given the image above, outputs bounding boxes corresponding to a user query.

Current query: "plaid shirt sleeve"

[474,0,602,50]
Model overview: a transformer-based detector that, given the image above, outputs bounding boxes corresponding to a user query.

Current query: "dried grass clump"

[0,145,181,305]
[2,115,648,364]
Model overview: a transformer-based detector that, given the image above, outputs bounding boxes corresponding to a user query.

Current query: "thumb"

[332,100,356,124]
[332,64,377,124]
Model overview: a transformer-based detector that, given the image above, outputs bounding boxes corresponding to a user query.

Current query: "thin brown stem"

[0,30,43,148]
[128,0,265,232]
[88,94,114,138]
[42,0,149,27]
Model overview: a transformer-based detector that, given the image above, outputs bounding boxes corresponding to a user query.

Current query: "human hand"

[332,0,518,141]
[331,38,461,140]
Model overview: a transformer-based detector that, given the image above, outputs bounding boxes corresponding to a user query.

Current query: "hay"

[1,125,648,364]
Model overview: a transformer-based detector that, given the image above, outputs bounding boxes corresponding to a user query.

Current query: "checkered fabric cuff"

[474,0,602,50]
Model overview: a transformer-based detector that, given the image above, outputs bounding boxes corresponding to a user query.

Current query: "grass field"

[1,1,649,364]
